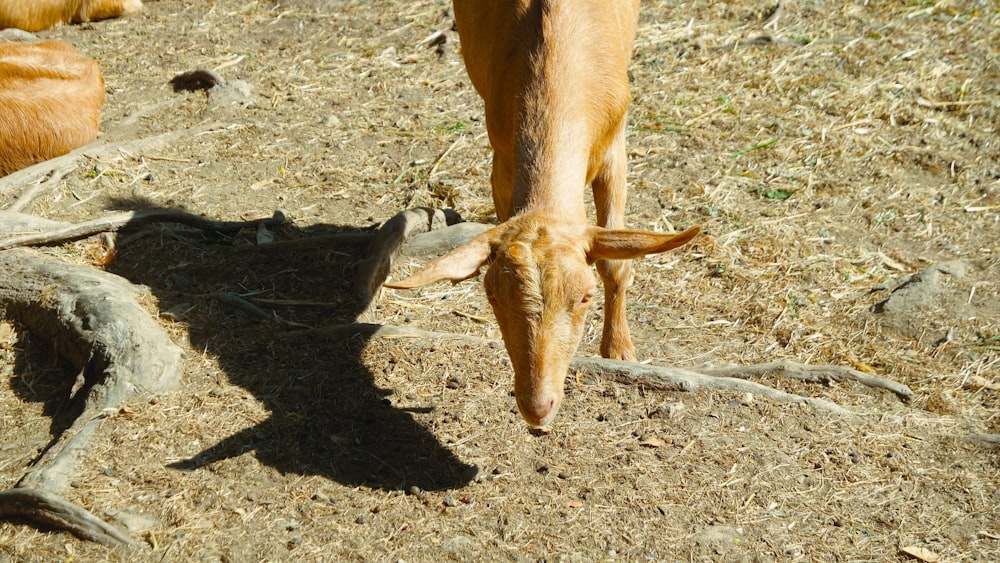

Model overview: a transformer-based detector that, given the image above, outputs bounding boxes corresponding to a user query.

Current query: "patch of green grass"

[874,209,899,225]
[759,187,794,200]
[434,121,466,135]
[632,113,684,133]
[716,95,736,114]
[786,294,805,317]
[730,137,779,158]
[975,335,1000,351]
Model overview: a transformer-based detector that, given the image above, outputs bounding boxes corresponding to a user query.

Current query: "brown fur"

[386,0,700,427]
[0,0,142,32]
[0,40,104,176]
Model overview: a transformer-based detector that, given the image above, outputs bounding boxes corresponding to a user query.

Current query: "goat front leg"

[489,148,516,223]
[592,124,636,361]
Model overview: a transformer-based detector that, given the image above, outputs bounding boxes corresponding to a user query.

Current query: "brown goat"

[0,40,104,176]
[386,0,700,428]
[0,0,142,32]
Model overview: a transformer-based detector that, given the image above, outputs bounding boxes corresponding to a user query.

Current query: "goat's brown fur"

[0,40,104,176]
[0,0,142,32]
[387,0,700,427]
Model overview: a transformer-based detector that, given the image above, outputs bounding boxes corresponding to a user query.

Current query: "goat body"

[386,0,700,427]
[0,40,104,176]
[0,0,142,32]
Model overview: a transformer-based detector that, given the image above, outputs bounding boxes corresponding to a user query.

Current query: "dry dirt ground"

[1,0,999,561]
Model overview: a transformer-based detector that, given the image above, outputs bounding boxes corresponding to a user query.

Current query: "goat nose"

[518,396,559,428]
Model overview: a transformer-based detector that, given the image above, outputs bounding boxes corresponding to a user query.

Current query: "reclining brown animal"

[387,0,700,428]
[0,0,142,32]
[0,40,104,176]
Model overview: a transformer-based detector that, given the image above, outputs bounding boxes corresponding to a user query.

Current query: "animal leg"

[592,124,636,361]
[489,149,516,222]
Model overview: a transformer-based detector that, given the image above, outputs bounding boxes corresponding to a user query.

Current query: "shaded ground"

[1,0,998,561]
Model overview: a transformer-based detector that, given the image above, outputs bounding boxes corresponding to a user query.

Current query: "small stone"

[106,510,159,533]
[649,401,685,419]
[639,435,665,448]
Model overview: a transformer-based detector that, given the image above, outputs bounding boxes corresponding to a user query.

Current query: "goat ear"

[587,225,700,261]
[385,228,498,289]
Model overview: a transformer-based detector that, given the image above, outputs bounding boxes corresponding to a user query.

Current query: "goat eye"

[580,293,593,305]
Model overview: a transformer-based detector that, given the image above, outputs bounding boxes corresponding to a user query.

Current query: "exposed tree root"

[353,207,457,305]
[0,125,217,212]
[282,322,914,415]
[0,75,266,546]
[254,231,376,251]
[253,220,489,256]
[353,207,485,316]
[970,434,1000,448]
[0,247,186,545]
[0,209,286,250]
[0,210,68,234]
[284,321,495,344]
[573,357,859,416]
[398,221,491,258]
[0,203,925,547]
[0,488,136,546]
[697,360,914,401]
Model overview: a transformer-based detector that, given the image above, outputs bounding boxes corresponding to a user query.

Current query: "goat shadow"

[95,199,477,492]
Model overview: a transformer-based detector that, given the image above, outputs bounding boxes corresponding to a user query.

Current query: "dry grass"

[1,0,998,561]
